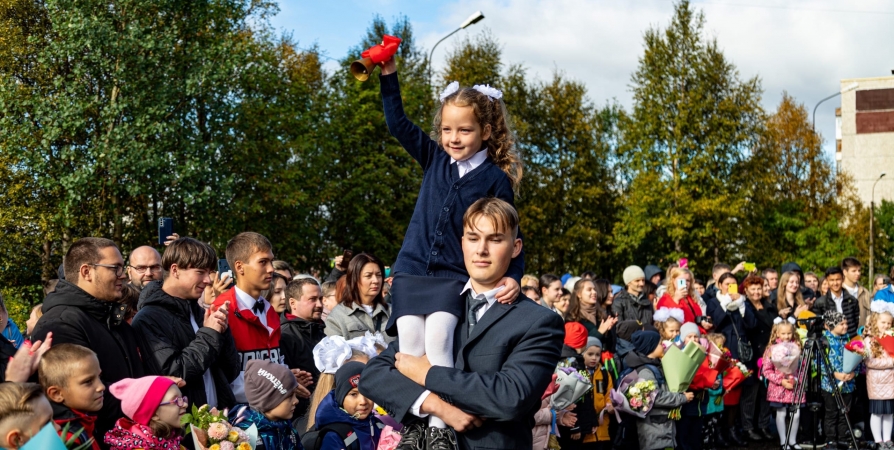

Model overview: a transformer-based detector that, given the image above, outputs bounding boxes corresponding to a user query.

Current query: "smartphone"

[677,278,687,289]
[729,284,738,295]
[217,259,232,279]
[157,217,173,245]
[743,262,756,272]
[342,249,353,265]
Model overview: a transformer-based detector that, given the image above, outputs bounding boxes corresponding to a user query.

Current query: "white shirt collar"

[450,149,488,178]
[460,279,503,307]
[234,286,268,315]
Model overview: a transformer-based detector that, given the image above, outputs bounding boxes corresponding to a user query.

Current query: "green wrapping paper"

[662,341,707,393]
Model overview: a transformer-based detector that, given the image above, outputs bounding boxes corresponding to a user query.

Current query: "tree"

[614,0,763,275]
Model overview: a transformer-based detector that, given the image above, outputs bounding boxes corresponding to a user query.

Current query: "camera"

[696,315,713,325]
[797,315,825,339]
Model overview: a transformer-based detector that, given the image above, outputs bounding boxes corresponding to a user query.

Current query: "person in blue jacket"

[314,361,382,450]
[0,294,24,348]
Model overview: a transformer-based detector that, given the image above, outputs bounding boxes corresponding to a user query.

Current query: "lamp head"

[460,11,485,29]
[842,82,859,93]
[882,173,887,179]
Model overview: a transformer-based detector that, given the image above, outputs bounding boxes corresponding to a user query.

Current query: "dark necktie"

[451,161,460,181]
[468,296,488,336]
[253,298,265,314]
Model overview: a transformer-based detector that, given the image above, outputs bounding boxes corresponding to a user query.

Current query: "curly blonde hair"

[432,87,522,193]
[864,311,894,359]
[764,322,801,359]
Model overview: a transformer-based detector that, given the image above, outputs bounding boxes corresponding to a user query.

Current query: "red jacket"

[656,293,707,333]
[213,288,282,402]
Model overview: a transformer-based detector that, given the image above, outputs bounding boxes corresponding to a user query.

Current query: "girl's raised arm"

[379,59,439,170]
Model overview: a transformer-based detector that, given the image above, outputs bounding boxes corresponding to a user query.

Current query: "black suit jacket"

[359,294,564,449]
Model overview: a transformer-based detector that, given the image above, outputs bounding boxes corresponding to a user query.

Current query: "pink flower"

[219,441,235,450]
[207,422,229,440]
[630,397,643,408]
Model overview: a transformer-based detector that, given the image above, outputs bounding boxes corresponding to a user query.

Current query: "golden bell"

[350,57,376,81]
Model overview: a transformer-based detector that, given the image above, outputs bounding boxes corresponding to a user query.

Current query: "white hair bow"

[871,300,894,314]
[653,307,684,323]
[439,81,459,103]
[313,336,353,374]
[472,84,503,101]
[347,332,382,359]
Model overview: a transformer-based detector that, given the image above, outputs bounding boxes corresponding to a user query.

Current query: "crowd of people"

[1,52,893,450]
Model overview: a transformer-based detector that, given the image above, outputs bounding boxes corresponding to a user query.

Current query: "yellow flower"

[237,443,252,450]
[227,430,240,443]
[209,445,221,450]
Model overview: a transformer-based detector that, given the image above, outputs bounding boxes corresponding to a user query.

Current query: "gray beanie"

[680,322,701,339]
[245,359,298,413]
[586,337,603,350]
[623,265,646,286]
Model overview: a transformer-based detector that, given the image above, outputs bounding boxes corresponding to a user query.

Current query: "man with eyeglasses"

[126,246,163,290]
[31,237,147,448]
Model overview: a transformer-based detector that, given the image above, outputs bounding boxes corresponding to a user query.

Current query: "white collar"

[234,286,268,313]
[450,149,487,167]
[460,279,503,307]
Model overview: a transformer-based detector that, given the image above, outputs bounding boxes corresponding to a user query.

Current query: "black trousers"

[822,391,854,442]
[676,415,703,450]
[741,381,771,431]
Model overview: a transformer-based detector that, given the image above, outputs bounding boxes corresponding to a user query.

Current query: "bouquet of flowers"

[878,330,894,357]
[609,370,659,419]
[550,366,592,410]
[181,404,257,450]
[843,338,865,373]
[662,341,707,419]
[769,341,801,375]
[706,340,732,373]
[722,359,750,405]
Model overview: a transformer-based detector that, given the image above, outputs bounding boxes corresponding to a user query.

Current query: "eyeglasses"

[159,395,188,408]
[129,265,162,274]
[89,264,127,278]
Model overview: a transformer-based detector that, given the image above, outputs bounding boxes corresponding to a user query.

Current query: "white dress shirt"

[234,286,273,333]
[832,291,844,313]
[450,149,488,178]
[408,282,504,417]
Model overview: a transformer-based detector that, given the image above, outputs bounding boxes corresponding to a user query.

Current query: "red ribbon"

[361,35,402,64]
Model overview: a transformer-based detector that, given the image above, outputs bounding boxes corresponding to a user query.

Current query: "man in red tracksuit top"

[212,232,288,403]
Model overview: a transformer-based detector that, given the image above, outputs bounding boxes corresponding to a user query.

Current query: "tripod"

[785,334,859,450]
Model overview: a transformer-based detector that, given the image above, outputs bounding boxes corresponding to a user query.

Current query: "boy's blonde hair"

[462,197,519,239]
[433,87,522,193]
[38,344,98,390]
[0,383,46,437]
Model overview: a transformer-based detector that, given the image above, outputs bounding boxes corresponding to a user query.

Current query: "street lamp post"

[428,11,485,86]
[871,173,887,283]
[812,82,859,131]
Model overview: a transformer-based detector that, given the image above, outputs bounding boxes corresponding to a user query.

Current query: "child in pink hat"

[104,376,187,450]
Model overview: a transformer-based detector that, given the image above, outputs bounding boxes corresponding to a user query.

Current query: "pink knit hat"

[109,376,176,426]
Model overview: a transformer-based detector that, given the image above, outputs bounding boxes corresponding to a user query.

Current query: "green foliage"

[2,285,42,329]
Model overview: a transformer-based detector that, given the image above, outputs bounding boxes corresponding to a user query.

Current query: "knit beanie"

[680,322,701,340]
[334,361,366,406]
[631,330,661,356]
[823,311,847,329]
[623,266,646,286]
[244,359,298,414]
[586,337,603,350]
[109,376,176,426]
[616,320,643,341]
[564,322,588,349]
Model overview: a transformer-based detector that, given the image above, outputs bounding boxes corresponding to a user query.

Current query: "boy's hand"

[395,353,432,386]
[291,369,314,387]
[684,392,695,402]
[379,57,397,76]
[571,433,581,440]
[495,278,520,304]
[605,402,614,413]
[834,372,854,381]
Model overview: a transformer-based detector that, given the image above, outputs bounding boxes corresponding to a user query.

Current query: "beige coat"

[323,302,395,344]
[532,398,552,450]
[865,338,894,400]
[856,284,873,327]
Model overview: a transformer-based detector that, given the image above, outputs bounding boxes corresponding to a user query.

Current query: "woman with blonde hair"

[656,267,712,332]
[776,271,808,322]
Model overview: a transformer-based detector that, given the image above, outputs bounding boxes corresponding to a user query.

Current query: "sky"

[270,0,894,160]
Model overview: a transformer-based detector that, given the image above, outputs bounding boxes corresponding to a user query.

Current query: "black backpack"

[300,422,360,450]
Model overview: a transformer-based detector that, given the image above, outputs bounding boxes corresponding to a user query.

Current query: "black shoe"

[396,422,426,450]
[761,428,777,441]
[746,430,765,442]
[427,427,458,450]
[729,429,748,447]
[716,430,730,448]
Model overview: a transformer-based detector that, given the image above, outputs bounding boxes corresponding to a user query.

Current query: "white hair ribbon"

[439,81,460,103]
[472,84,503,101]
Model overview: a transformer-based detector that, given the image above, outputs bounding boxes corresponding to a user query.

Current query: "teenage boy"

[814,267,860,337]
[38,344,105,450]
[361,198,564,449]
[212,232,310,403]
[132,237,241,409]
[840,257,872,327]
[821,312,856,449]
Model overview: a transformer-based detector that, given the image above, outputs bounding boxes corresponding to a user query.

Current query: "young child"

[229,359,301,449]
[312,361,383,450]
[703,333,726,450]
[0,382,56,449]
[561,322,589,367]
[863,307,894,447]
[624,330,693,450]
[306,336,371,432]
[376,54,524,446]
[104,376,187,450]
[38,344,105,449]
[822,312,856,449]
[654,307,684,348]
[577,337,613,450]
[763,321,805,450]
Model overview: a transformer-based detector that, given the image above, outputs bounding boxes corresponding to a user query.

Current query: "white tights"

[775,407,800,446]
[397,313,458,429]
[870,413,894,443]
